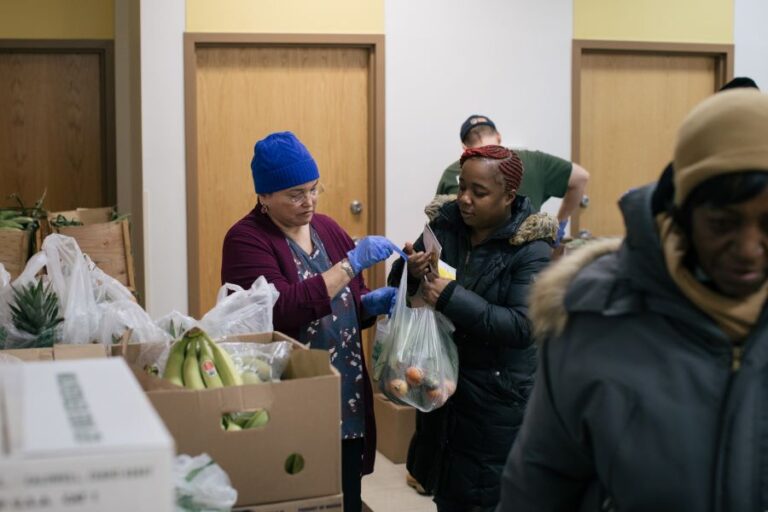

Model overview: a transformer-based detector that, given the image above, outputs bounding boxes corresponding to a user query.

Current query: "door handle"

[350,200,363,215]
[580,195,590,208]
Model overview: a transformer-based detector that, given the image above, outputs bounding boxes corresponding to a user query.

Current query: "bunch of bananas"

[162,327,269,431]
[0,210,37,230]
[163,327,242,389]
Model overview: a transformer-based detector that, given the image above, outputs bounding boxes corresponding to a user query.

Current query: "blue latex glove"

[346,236,407,274]
[361,286,397,317]
[555,220,568,246]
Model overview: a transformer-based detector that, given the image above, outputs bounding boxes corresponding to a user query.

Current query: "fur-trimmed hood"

[424,193,559,246]
[529,238,622,341]
[526,183,719,344]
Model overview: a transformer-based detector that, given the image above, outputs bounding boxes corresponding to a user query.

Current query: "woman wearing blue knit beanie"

[222,131,404,512]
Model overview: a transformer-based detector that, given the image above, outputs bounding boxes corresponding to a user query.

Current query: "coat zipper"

[712,341,746,511]
[731,343,744,372]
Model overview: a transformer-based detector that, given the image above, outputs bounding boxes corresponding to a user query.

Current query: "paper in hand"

[422,223,442,275]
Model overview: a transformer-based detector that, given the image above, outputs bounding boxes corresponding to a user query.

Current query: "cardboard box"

[1,343,108,362]
[373,393,415,464]
[119,332,342,508]
[234,493,343,512]
[0,358,175,511]
[0,228,32,280]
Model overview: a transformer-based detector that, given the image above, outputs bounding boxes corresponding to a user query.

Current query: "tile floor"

[361,452,436,512]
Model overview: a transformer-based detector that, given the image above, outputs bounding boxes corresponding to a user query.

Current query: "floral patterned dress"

[286,228,365,439]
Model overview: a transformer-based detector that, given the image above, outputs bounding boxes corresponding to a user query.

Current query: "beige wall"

[186,0,383,33]
[574,0,733,43]
[0,0,113,39]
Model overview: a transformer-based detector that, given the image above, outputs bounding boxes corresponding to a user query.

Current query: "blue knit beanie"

[251,132,320,194]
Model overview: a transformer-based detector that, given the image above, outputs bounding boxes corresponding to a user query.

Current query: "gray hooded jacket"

[498,184,768,512]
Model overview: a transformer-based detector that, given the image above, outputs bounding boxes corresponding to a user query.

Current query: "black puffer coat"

[499,184,768,512]
[389,197,554,507]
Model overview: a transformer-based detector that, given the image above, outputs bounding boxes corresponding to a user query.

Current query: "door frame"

[0,39,117,208]
[183,33,386,316]
[571,39,733,235]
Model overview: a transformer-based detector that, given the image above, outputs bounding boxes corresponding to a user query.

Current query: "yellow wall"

[574,0,733,43]
[187,0,383,33]
[0,0,113,39]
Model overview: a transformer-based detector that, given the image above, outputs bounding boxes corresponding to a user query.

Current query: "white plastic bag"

[174,453,237,512]
[97,300,172,345]
[0,263,9,346]
[0,252,63,348]
[38,235,101,344]
[375,270,458,412]
[200,277,279,338]
[0,263,9,289]
[156,311,200,340]
[219,341,293,383]
[0,235,139,347]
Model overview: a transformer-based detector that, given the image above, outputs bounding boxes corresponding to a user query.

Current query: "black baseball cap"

[460,115,496,142]
[719,77,759,91]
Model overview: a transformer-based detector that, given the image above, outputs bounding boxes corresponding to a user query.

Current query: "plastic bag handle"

[216,283,244,303]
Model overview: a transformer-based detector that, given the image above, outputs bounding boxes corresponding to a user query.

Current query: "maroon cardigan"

[221,206,377,474]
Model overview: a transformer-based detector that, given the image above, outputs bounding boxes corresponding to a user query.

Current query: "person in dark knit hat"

[497,90,768,511]
[389,145,558,511]
[222,131,404,512]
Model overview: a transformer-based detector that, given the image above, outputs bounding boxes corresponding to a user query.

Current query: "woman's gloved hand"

[346,236,406,274]
[555,220,568,246]
[362,286,397,317]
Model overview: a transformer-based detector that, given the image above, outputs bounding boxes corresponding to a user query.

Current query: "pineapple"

[9,280,63,348]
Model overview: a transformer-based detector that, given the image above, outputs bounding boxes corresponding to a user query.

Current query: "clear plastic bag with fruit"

[376,270,458,412]
[217,340,293,384]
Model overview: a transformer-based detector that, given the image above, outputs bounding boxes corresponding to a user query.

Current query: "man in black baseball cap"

[459,114,497,141]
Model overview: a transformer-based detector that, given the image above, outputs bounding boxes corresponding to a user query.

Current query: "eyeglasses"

[285,183,325,204]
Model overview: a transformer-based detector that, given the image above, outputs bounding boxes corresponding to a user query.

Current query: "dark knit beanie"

[251,131,320,194]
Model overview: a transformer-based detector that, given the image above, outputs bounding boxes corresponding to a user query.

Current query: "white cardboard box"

[0,358,175,511]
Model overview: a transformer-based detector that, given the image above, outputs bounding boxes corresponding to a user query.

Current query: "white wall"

[134,0,573,314]
[139,0,188,317]
[384,0,573,247]
[734,0,768,90]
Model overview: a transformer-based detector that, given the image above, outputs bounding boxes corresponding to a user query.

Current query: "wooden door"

[190,44,376,316]
[0,48,113,212]
[574,44,730,237]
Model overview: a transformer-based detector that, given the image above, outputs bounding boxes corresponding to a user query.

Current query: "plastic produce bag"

[375,270,458,412]
[0,253,63,349]
[0,263,9,289]
[200,277,279,339]
[156,311,200,340]
[174,453,237,512]
[0,264,9,346]
[218,340,293,384]
[97,300,172,345]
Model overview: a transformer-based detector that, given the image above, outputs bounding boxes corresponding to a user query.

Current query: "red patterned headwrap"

[459,145,524,192]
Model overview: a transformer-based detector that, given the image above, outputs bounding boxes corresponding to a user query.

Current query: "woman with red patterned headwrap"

[388,145,558,511]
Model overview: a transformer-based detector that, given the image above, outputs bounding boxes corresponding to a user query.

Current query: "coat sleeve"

[438,240,550,349]
[497,338,595,511]
[221,225,332,333]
